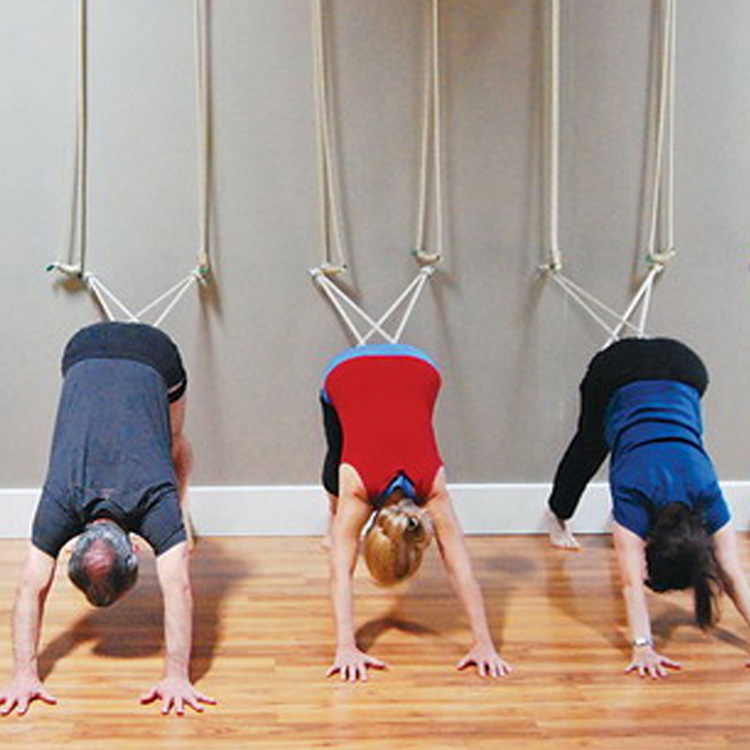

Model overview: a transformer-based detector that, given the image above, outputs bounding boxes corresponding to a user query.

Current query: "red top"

[324,353,443,501]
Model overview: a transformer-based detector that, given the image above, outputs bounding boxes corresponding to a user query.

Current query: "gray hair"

[68,520,138,607]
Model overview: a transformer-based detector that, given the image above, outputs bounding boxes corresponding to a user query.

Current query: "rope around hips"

[47,0,212,328]
[309,0,443,346]
[540,0,677,347]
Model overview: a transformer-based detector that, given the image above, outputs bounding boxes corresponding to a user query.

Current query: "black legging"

[548,337,708,520]
[320,395,343,496]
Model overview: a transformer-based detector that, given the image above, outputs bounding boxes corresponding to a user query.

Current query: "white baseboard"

[1,482,749,538]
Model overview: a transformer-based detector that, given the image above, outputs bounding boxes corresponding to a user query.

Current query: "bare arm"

[712,524,750,634]
[425,471,510,677]
[169,397,194,547]
[140,542,214,714]
[328,492,368,649]
[169,397,192,498]
[326,472,383,681]
[612,522,680,678]
[0,545,58,715]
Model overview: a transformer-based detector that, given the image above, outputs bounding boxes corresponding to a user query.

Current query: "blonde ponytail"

[363,503,433,585]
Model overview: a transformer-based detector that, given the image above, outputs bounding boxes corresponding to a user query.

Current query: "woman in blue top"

[547,338,750,678]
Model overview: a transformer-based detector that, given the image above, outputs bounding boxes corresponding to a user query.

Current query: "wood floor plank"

[0,534,749,748]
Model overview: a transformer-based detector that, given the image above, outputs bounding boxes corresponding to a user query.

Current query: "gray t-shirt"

[32,325,187,557]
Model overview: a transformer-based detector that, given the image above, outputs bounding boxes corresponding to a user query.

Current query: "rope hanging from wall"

[541,0,677,347]
[309,0,443,346]
[47,0,212,328]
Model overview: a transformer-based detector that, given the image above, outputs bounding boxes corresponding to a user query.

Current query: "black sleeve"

[136,489,187,556]
[31,491,83,558]
[62,322,187,402]
[320,394,343,496]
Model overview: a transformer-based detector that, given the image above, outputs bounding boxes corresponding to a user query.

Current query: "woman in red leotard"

[320,343,510,682]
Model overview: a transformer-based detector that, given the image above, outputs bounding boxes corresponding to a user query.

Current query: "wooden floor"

[2,534,750,748]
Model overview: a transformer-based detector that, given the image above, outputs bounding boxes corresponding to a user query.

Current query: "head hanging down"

[68,520,138,607]
[645,501,724,628]
[363,496,434,586]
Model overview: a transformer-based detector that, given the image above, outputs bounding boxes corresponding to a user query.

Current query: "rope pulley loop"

[46,262,83,278]
[412,249,442,267]
[543,0,677,344]
[647,247,676,269]
[48,0,213,327]
[310,0,443,345]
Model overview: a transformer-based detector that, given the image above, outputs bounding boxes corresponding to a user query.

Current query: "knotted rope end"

[412,249,442,266]
[47,262,83,278]
[194,263,212,284]
[646,247,676,269]
[538,259,562,274]
[310,263,347,279]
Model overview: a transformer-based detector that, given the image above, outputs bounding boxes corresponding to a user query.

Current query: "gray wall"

[1,0,749,500]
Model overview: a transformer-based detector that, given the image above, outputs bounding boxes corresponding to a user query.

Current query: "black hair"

[645,502,724,629]
[68,520,138,607]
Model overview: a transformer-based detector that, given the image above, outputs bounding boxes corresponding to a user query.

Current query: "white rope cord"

[542,0,676,343]
[194,0,211,276]
[311,0,347,274]
[414,0,444,264]
[311,266,436,346]
[387,267,435,342]
[311,272,395,345]
[135,270,202,321]
[48,0,211,327]
[47,0,88,279]
[605,263,663,347]
[84,273,137,322]
[74,0,88,277]
[549,272,642,340]
[546,0,562,272]
[634,263,657,337]
[646,0,676,265]
[310,0,443,345]
[665,0,676,253]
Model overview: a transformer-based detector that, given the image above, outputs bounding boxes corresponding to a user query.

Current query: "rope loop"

[412,249,442,266]
[47,262,83,278]
[48,0,212,330]
[538,259,562,274]
[419,264,437,280]
[310,263,347,279]
[310,0,443,343]
[193,264,211,284]
[543,0,676,344]
[647,247,676,268]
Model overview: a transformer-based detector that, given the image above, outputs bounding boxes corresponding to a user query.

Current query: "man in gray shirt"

[0,322,213,716]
